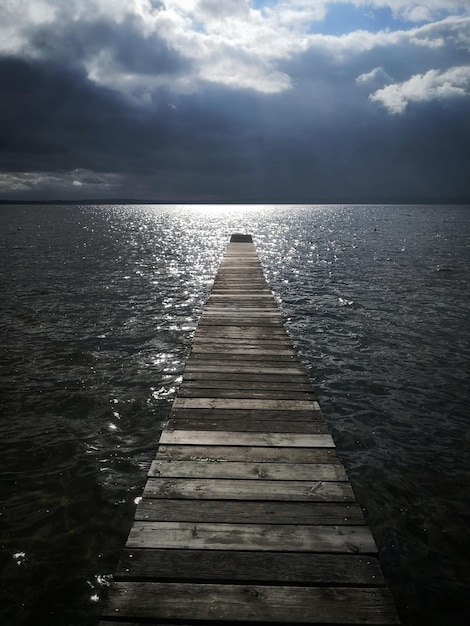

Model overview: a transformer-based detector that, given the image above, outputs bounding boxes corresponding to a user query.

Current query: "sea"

[0,203,469,625]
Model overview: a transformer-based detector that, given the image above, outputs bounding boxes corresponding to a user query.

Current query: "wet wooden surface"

[100,235,400,625]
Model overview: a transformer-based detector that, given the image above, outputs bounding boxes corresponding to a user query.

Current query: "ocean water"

[0,203,469,625]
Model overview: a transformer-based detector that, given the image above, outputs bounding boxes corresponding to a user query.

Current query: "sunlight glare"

[189,204,267,215]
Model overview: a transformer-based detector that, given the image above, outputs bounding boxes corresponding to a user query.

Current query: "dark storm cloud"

[0,1,469,202]
[0,54,261,198]
[29,14,190,77]
[0,56,142,172]
[1,50,469,202]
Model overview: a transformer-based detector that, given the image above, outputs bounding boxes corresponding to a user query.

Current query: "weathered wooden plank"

[206,293,276,297]
[143,478,353,501]
[156,444,340,463]
[213,279,269,284]
[211,282,273,286]
[166,418,328,433]
[211,279,268,285]
[170,408,320,421]
[190,345,294,355]
[212,280,269,285]
[206,294,275,298]
[184,363,307,375]
[159,430,333,447]
[219,256,261,260]
[198,318,284,327]
[210,283,271,288]
[209,289,274,294]
[202,310,280,316]
[126,522,376,553]
[221,251,260,255]
[214,270,265,276]
[200,317,281,323]
[209,296,274,302]
[114,548,382,584]
[194,326,288,338]
[207,300,275,305]
[195,329,288,337]
[100,621,152,626]
[222,255,258,260]
[182,376,311,387]
[213,278,266,282]
[212,275,269,279]
[171,398,320,411]
[212,276,270,281]
[148,460,347,481]
[204,304,279,310]
[203,300,281,304]
[102,583,398,624]
[192,337,294,347]
[207,288,275,293]
[211,272,267,276]
[191,345,295,356]
[189,352,297,362]
[205,299,278,305]
[214,274,267,279]
[177,388,317,401]
[218,266,263,270]
[135,500,365,525]
[182,372,311,384]
[213,260,269,267]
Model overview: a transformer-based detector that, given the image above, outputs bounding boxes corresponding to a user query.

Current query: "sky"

[0,0,469,203]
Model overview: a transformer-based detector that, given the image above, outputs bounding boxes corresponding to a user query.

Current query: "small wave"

[435,265,455,273]
[338,297,354,307]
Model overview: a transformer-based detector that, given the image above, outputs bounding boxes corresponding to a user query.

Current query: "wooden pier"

[100,234,400,625]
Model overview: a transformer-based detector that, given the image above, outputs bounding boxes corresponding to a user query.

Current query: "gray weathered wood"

[170,408,320,421]
[101,582,399,623]
[126,521,376,553]
[198,318,284,327]
[159,430,333,447]
[195,326,288,338]
[135,500,365,525]
[188,351,296,361]
[177,388,317,400]
[184,363,307,374]
[191,345,296,356]
[156,444,340,463]
[101,235,400,626]
[114,548,382,584]
[183,368,306,378]
[143,477,353,501]
[172,398,321,411]
[149,460,348,481]
[166,418,329,433]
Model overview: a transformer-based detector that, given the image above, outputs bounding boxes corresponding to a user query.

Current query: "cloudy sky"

[1,0,469,202]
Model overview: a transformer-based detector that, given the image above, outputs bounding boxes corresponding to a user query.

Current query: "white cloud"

[308,15,470,60]
[347,1,469,22]
[197,0,251,21]
[264,0,328,28]
[356,66,392,85]
[370,65,470,113]
[402,5,434,23]
[1,0,469,98]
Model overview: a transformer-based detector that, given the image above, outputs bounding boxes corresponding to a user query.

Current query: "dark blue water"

[1,204,469,625]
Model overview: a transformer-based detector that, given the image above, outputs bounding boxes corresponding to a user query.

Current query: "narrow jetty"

[100,234,400,625]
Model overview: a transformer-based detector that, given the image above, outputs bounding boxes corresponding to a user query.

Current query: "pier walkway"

[100,234,400,625]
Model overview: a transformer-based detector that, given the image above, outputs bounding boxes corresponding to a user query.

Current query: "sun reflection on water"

[181,203,268,215]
